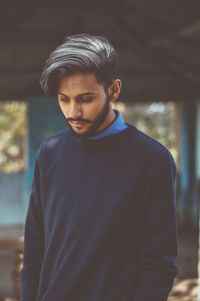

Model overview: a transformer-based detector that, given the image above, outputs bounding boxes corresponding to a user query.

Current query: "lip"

[70,121,86,127]
[71,121,85,124]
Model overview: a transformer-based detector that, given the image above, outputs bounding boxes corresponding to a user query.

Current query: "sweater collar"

[87,109,128,141]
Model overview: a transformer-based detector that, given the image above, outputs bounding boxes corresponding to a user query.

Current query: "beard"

[66,98,111,140]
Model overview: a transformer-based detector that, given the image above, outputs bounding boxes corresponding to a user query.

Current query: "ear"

[107,79,122,102]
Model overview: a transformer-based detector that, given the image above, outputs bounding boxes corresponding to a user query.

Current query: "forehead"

[57,72,103,95]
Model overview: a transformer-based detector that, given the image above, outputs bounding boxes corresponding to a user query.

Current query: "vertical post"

[179,101,198,228]
[23,96,66,219]
[196,103,200,301]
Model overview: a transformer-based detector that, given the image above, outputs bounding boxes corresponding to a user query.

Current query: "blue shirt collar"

[88,109,128,141]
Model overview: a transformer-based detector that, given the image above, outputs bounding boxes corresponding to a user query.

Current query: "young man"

[21,34,178,301]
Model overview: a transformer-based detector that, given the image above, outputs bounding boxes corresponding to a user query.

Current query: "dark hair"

[39,34,119,96]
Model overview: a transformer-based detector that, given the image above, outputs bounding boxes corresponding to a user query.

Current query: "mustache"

[67,117,92,123]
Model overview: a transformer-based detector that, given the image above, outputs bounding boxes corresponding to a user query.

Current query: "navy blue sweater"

[21,124,178,301]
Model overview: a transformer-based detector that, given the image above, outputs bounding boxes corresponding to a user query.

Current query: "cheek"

[59,103,69,115]
[85,101,105,118]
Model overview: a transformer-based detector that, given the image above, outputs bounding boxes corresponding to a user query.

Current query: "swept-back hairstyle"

[39,34,119,96]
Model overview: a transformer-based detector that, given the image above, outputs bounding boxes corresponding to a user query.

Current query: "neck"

[96,109,116,133]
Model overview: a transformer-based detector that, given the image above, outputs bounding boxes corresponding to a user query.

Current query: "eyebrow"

[58,92,97,97]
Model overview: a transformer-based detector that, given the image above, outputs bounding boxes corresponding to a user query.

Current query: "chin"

[69,127,91,138]
[73,128,89,135]
[67,121,97,139]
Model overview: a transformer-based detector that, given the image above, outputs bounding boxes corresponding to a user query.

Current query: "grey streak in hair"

[39,34,119,96]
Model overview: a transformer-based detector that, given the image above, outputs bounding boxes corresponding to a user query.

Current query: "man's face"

[57,73,116,137]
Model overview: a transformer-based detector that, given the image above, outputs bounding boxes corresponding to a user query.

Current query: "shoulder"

[42,128,70,148]
[126,124,176,173]
[36,127,71,159]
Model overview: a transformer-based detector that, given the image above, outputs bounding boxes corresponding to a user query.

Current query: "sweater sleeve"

[20,148,45,301]
[134,152,179,301]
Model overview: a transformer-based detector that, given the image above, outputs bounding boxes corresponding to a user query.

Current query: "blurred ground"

[168,228,198,301]
[0,226,198,300]
[176,228,198,279]
[169,278,198,301]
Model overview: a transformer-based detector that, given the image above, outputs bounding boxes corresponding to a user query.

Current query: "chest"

[41,146,143,239]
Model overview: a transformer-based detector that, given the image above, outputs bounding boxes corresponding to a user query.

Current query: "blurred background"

[0,0,200,300]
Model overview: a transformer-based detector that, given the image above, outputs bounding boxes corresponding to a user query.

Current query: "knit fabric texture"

[21,124,178,301]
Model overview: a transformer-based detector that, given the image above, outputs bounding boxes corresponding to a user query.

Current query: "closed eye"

[79,96,94,103]
[58,93,97,103]
[58,95,69,103]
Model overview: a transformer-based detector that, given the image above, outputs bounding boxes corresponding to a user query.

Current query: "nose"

[68,102,82,119]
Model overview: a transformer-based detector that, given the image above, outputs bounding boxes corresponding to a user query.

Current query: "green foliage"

[114,101,179,167]
[0,101,27,173]
[0,100,178,173]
